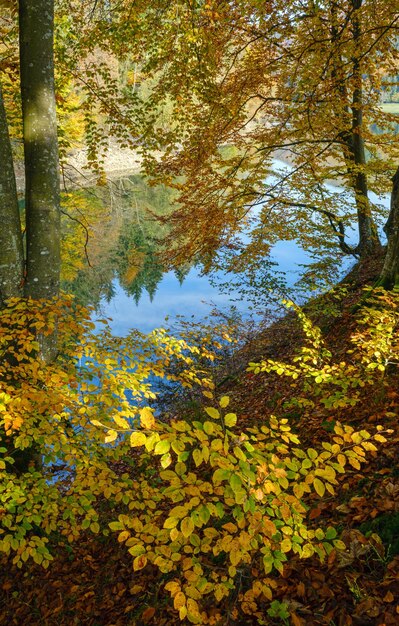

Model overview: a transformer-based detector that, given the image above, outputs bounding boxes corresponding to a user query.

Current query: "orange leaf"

[383,590,394,603]
[309,507,322,520]
[142,607,156,622]
[291,613,305,626]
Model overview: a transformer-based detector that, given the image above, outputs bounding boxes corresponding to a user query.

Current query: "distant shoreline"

[15,141,146,193]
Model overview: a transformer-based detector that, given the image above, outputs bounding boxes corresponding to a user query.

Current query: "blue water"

[95,161,390,336]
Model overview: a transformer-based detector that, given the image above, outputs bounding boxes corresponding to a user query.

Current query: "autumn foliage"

[0,291,397,623]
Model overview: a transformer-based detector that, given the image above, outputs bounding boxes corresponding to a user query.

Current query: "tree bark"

[19,0,60,304]
[349,0,381,257]
[0,79,24,304]
[378,167,399,290]
[330,0,380,258]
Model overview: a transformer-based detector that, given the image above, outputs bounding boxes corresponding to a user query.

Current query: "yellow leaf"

[224,413,237,427]
[118,530,130,543]
[204,406,220,420]
[313,478,325,497]
[192,449,203,467]
[337,454,346,467]
[181,517,195,538]
[105,430,118,443]
[219,396,230,408]
[130,432,147,447]
[165,581,181,595]
[179,606,187,620]
[187,598,201,623]
[140,407,156,429]
[348,457,361,470]
[164,517,179,529]
[113,414,130,429]
[230,549,241,566]
[174,591,186,609]
[133,555,148,571]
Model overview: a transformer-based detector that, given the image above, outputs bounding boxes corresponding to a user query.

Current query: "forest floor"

[1,253,398,626]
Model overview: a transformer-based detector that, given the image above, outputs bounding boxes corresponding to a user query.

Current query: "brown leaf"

[142,607,156,622]
[296,581,306,597]
[309,507,322,520]
[290,612,305,626]
[383,590,395,603]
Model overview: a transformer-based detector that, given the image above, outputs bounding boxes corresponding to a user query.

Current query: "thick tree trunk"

[19,0,60,304]
[349,0,381,257]
[19,0,60,364]
[331,0,380,258]
[378,167,399,290]
[0,80,24,304]
[2,0,60,473]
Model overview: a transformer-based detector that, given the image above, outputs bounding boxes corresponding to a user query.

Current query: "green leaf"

[325,527,337,540]
[154,440,171,455]
[229,473,242,490]
[219,396,230,408]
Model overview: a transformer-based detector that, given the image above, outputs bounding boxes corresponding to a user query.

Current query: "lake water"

[63,160,389,336]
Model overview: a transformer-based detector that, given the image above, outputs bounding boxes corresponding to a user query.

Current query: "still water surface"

[63,161,388,335]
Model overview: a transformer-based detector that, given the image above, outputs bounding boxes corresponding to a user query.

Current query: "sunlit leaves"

[1,291,396,624]
[140,406,156,429]
[204,406,220,420]
[0,295,226,571]
[130,432,147,447]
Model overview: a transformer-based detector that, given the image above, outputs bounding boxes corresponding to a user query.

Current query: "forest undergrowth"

[1,254,398,626]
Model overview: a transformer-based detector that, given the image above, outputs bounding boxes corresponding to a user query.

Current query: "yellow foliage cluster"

[0,292,395,623]
[110,396,386,623]
[248,290,399,411]
[0,295,217,569]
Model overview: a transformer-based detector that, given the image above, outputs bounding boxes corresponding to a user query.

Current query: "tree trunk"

[331,0,380,258]
[378,167,399,290]
[19,0,60,304]
[13,0,60,479]
[349,0,381,257]
[0,80,24,304]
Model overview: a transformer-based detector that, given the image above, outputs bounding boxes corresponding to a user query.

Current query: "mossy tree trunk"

[0,1,61,472]
[19,0,60,362]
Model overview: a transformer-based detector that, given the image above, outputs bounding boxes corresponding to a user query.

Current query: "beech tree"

[127,0,399,285]
[0,0,60,317]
